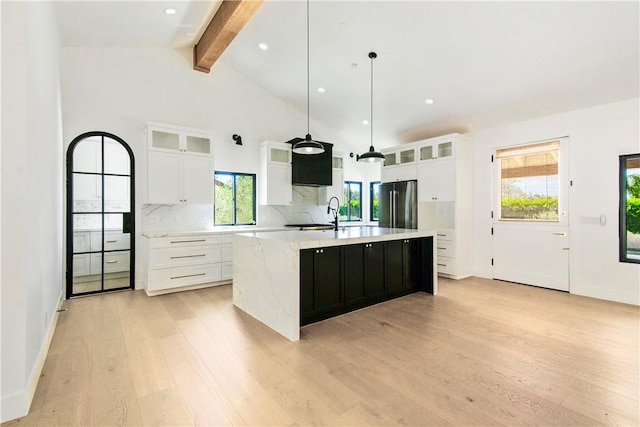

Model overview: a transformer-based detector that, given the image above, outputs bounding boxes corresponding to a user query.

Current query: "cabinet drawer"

[149,235,221,249]
[148,263,222,291]
[149,245,221,269]
[91,251,130,274]
[222,234,235,244]
[436,229,455,241]
[91,232,130,251]
[436,240,456,257]
[436,256,456,275]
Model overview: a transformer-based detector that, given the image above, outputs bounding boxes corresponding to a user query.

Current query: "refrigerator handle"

[391,190,397,228]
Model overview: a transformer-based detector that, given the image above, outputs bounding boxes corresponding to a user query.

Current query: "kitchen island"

[233,227,437,341]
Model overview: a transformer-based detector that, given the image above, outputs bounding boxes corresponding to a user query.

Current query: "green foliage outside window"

[340,181,362,221]
[501,197,558,220]
[214,172,256,225]
[627,174,640,235]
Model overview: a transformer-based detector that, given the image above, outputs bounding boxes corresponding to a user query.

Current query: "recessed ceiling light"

[258,42,268,51]
[425,98,434,104]
[317,87,326,93]
[164,8,177,15]
[362,119,369,125]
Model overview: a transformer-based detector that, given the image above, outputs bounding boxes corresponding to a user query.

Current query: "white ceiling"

[55,1,639,149]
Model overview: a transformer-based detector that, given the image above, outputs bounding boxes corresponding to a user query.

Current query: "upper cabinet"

[418,140,454,162]
[145,122,214,204]
[318,152,345,205]
[381,147,417,182]
[259,141,292,206]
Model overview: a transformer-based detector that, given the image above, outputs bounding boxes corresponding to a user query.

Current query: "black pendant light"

[356,51,385,163]
[292,0,324,155]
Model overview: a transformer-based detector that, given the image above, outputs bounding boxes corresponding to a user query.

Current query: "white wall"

[1,1,64,422]
[472,98,640,305]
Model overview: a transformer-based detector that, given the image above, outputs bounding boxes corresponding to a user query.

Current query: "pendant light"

[292,0,324,155]
[356,51,385,163]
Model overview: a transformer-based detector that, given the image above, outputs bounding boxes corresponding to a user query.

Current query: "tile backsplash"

[142,186,334,232]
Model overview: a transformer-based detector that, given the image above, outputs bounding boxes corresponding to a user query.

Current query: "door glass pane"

[73,138,101,173]
[438,142,453,158]
[497,140,560,221]
[420,146,433,161]
[73,213,102,236]
[102,250,130,290]
[214,173,233,225]
[235,175,255,225]
[104,138,130,175]
[186,135,211,154]
[73,173,101,212]
[151,130,180,150]
[104,175,130,212]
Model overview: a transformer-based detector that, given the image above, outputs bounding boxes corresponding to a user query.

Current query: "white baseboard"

[1,290,63,423]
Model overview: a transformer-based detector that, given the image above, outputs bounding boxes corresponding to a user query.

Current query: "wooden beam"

[193,0,263,73]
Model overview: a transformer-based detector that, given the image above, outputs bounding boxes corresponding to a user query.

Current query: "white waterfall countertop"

[232,226,438,341]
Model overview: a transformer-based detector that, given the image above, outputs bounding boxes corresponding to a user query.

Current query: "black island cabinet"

[300,236,433,326]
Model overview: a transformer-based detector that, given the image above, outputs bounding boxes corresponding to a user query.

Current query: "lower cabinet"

[143,232,235,296]
[300,237,433,326]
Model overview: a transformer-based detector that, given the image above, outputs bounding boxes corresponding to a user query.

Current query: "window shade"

[497,140,559,179]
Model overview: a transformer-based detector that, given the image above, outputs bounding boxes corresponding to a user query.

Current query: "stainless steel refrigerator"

[378,180,418,229]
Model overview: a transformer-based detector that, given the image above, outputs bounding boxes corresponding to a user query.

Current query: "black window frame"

[214,171,257,226]
[340,180,363,222]
[619,153,640,264]
[370,181,381,222]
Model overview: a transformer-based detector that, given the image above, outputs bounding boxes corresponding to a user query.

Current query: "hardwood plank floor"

[4,277,639,426]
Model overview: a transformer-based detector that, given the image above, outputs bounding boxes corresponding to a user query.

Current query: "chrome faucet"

[327,196,340,231]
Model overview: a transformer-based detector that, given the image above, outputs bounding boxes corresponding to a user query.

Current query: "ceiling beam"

[193,0,263,73]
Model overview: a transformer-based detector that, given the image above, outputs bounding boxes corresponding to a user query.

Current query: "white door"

[492,138,570,291]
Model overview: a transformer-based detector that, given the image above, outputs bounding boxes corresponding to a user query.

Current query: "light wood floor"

[4,277,639,426]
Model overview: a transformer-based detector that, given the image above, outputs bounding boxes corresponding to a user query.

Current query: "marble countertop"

[142,226,288,238]
[236,226,437,249]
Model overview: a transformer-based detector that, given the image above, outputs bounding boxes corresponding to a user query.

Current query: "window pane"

[214,174,233,225]
[622,155,640,263]
[235,175,255,225]
[349,183,361,220]
[339,184,349,220]
[499,142,559,221]
[371,182,380,221]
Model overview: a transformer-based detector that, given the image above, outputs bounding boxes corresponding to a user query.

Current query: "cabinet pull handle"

[437,263,446,267]
[106,239,118,243]
[106,260,118,264]
[437,247,446,250]
[552,232,566,236]
[437,233,446,237]
[171,254,206,259]
[170,239,206,244]
[170,273,206,280]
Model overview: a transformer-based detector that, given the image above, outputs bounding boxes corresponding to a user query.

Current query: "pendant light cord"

[306,0,310,136]
[370,52,375,150]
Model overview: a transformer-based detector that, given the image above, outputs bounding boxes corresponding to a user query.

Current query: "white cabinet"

[318,152,344,205]
[381,147,417,182]
[408,133,472,279]
[143,232,235,296]
[259,141,292,205]
[418,158,456,202]
[145,123,214,204]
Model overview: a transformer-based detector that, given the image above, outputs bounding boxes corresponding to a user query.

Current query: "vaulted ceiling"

[55,1,639,148]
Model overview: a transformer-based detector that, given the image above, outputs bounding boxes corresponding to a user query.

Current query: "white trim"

[1,291,63,423]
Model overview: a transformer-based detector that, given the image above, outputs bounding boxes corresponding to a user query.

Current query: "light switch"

[599,215,606,226]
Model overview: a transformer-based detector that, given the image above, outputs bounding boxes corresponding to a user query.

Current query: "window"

[620,153,640,263]
[370,181,380,221]
[339,181,362,221]
[214,172,256,225]
[496,140,560,221]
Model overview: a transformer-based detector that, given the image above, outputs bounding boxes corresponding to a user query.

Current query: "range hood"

[286,140,333,187]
